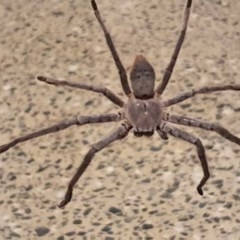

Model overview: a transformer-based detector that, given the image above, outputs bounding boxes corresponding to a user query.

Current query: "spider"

[1,0,240,209]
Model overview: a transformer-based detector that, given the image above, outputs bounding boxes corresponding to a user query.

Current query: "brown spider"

[1,0,240,208]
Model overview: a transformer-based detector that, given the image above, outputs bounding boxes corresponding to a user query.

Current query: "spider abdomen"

[125,98,162,134]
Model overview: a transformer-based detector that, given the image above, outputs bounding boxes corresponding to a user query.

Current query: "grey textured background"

[0,0,240,239]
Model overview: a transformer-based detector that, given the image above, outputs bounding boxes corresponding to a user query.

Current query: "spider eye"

[144,70,150,77]
[136,74,141,79]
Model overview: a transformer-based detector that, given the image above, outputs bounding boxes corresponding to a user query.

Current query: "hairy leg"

[155,0,192,95]
[91,0,131,96]
[0,113,123,154]
[164,113,240,145]
[37,76,124,107]
[162,84,240,107]
[59,122,132,208]
[158,122,210,195]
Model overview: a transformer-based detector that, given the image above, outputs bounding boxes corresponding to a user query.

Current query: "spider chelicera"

[1,0,240,208]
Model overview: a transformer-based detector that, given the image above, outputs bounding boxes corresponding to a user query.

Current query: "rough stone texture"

[0,0,240,239]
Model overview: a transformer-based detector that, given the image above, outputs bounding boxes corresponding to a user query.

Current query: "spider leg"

[0,113,123,154]
[156,0,192,95]
[162,84,240,107]
[164,114,240,145]
[158,128,169,140]
[91,0,131,96]
[37,76,124,107]
[59,122,132,208]
[158,122,210,195]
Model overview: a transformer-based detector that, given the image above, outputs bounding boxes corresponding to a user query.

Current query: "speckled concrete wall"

[0,0,240,239]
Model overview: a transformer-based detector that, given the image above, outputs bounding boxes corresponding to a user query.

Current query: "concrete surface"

[0,0,240,239]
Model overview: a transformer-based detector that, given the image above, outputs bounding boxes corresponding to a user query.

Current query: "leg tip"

[187,0,192,8]
[37,76,46,81]
[58,200,67,209]
[91,0,98,11]
[197,187,203,196]
[59,188,73,209]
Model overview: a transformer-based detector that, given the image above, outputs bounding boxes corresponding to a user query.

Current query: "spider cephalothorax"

[127,54,161,136]
[125,97,163,137]
[1,0,240,208]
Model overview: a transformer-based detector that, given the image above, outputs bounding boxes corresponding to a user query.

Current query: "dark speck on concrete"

[142,177,151,183]
[108,206,122,215]
[104,237,115,240]
[73,219,82,224]
[212,179,223,188]
[77,231,86,236]
[85,100,94,106]
[142,223,154,230]
[199,202,207,208]
[221,216,231,221]
[224,202,232,209]
[203,213,210,218]
[160,191,173,199]
[65,231,76,236]
[35,227,50,237]
[83,207,93,216]
[7,172,17,181]
[212,217,220,223]
[9,231,21,238]
[101,224,113,234]
[52,10,64,16]
[150,145,162,151]
[57,236,65,240]
[145,237,153,240]
[233,194,240,201]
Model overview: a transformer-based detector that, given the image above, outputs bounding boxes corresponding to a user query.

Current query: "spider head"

[130,55,155,99]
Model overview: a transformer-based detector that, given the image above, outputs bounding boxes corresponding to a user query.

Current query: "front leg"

[155,0,192,95]
[158,122,210,195]
[91,0,131,96]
